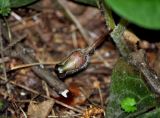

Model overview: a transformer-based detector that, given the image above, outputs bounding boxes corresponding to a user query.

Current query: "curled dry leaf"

[123,30,140,51]
[56,76,94,106]
[81,106,104,118]
[123,30,140,45]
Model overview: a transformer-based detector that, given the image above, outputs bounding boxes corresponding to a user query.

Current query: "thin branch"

[1,33,27,53]
[128,49,160,95]
[3,17,12,43]
[0,21,7,82]
[0,20,10,94]
[0,19,69,97]
[11,42,68,96]
[10,62,58,71]
[0,76,82,113]
[57,0,91,44]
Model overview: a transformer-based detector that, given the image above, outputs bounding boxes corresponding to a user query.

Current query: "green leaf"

[71,0,97,7]
[120,97,137,113]
[0,0,11,16]
[105,0,160,29]
[106,58,157,118]
[0,0,38,15]
[10,0,38,8]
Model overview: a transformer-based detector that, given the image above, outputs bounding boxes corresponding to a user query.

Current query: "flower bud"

[55,49,89,78]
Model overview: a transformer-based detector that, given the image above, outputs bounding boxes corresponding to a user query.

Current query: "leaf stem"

[98,0,115,30]
[110,19,131,57]
[99,1,131,58]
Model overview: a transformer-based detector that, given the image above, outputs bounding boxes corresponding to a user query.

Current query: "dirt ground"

[0,0,160,118]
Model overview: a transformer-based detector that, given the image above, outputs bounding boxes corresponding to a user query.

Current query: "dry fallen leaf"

[123,30,140,45]
[81,106,104,118]
[27,99,55,118]
[123,30,140,51]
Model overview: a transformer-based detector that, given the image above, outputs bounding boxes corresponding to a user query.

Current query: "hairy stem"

[110,20,131,57]
[99,1,131,57]
[84,30,110,55]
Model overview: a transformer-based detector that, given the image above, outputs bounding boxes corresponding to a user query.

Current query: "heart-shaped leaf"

[106,58,157,118]
[0,0,38,16]
[10,0,38,8]
[105,0,160,29]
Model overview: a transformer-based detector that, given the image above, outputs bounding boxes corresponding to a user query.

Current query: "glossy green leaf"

[106,58,157,118]
[71,0,97,7]
[10,0,38,8]
[0,0,10,8]
[105,0,160,29]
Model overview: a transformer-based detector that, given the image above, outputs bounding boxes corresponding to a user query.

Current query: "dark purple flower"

[55,49,89,78]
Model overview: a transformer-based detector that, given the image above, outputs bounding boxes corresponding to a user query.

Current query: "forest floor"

[0,0,160,118]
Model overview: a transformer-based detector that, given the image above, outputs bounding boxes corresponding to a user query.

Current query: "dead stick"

[128,49,160,95]
[0,77,82,113]
[0,19,69,97]
[9,43,69,97]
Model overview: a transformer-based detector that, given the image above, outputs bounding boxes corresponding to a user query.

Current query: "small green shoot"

[0,0,10,16]
[0,7,11,16]
[120,97,137,113]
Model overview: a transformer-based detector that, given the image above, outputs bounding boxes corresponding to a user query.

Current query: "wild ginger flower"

[55,30,109,78]
[55,49,89,78]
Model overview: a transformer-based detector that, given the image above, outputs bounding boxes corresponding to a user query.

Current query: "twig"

[11,12,23,23]
[10,62,58,71]
[12,42,68,97]
[98,87,103,107]
[42,80,50,97]
[1,61,53,73]
[3,17,12,43]
[0,76,82,113]
[0,20,10,94]
[19,107,27,118]
[0,22,7,82]
[48,114,82,118]
[128,49,160,95]
[72,31,78,48]
[0,19,69,98]
[57,0,91,44]
[1,33,27,53]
